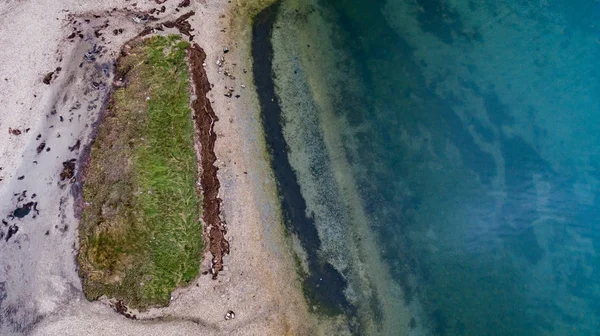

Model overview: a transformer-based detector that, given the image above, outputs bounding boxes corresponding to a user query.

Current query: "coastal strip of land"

[0,0,323,335]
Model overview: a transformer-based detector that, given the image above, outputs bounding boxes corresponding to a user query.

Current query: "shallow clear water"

[259,0,600,334]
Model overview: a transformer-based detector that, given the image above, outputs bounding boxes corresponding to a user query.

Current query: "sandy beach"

[0,0,318,334]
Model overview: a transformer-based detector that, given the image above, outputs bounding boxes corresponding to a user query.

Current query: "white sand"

[0,0,318,335]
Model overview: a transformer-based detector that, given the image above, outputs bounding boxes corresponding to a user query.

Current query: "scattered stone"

[178,0,191,7]
[84,44,102,62]
[37,142,46,154]
[60,159,76,181]
[91,81,106,90]
[70,101,82,111]
[17,176,24,180]
[224,87,235,98]
[114,300,137,320]
[132,13,157,24]
[5,225,18,242]
[224,310,235,320]
[42,67,62,84]
[113,78,127,88]
[8,128,22,135]
[69,139,81,152]
[43,72,54,85]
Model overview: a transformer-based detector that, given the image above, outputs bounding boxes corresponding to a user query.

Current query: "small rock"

[60,160,76,181]
[223,47,229,53]
[224,310,235,320]
[114,79,126,88]
[37,142,46,154]
[43,71,54,85]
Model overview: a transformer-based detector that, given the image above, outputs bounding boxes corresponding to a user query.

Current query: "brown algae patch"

[188,43,230,278]
[77,35,202,310]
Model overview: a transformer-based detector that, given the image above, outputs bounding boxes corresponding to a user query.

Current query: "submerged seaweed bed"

[252,1,358,326]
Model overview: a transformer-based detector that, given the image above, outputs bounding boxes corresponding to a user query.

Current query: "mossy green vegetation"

[78,35,202,309]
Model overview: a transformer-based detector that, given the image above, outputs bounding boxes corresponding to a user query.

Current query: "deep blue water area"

[255,0,600,334]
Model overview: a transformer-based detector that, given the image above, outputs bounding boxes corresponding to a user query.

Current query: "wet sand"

[0,0,317,335]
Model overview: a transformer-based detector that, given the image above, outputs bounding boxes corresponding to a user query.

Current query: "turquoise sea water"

[255,0,600,334]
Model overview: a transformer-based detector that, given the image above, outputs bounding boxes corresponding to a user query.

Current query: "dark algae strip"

[77,35,203,310]
[188,43,230,278]
[252,2,354,320]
